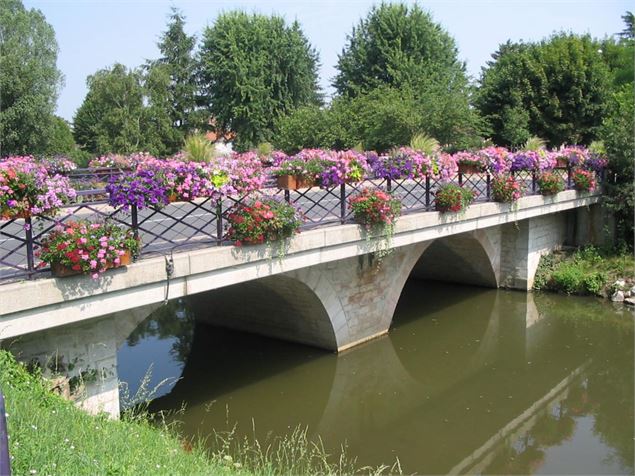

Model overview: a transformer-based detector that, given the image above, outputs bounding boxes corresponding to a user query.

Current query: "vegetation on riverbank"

[534,246,634,297]
[0,350,394,475]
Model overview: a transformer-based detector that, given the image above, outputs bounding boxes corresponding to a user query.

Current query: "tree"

[332,3,484,150]
[198,12,321,150]
[0,0,62,155]
[476,34,611,147]
[273,106,344,153]
[599,85,634,247]
[44,116,75,155]
[145,8,200,154]
[333,3,465,97]
[73,64,147,155]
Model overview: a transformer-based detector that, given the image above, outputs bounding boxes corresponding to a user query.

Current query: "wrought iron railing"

[0,168,587,284]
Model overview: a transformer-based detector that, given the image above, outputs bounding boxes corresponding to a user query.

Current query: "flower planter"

[276,175,314,190]
[435,204,463,213]
[167,193,179,203]
[555,158,568,169]
[1,209,30,221]
[458,163,481,175]
[50,250,133,278]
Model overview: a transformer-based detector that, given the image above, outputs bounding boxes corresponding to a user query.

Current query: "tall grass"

[410,132,440,156]
[183,133,217,162]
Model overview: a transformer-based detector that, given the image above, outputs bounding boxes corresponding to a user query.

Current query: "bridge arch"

[190,274,340,350]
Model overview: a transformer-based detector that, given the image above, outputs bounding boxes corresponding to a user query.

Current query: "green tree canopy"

[44,116,75,155]
[145,8,201,154]
[73,63,148,155]
[333,3,465,97]
[0,0,62,155]
[331,3,484,150]
[476,34,611,147]
[198,11,321,150]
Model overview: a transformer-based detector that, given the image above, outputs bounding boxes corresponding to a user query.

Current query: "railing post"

[567,165,572,189]
[131,205,139,258]
[284,189,291,204]
[532,171,537,194]
[486,173,491,201]
[25,216,35,276]
[386,177,392,193]
[0,389,11,476]
[458,172,464,186]
[216,199,223,245]
[425,175,431,210]
[340,184,346,224]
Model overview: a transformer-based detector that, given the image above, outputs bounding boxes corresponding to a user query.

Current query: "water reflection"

[118,281,634,474]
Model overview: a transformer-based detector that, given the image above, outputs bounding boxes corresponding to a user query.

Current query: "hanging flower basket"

[435,183,475,212]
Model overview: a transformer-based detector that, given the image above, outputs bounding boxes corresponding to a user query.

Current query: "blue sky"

[24,0,632,121]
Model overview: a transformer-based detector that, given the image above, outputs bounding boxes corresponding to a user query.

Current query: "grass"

[534,245,634,296]
[0,350,396,475]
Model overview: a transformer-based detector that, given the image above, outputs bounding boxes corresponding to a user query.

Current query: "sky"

[24,0,632,122]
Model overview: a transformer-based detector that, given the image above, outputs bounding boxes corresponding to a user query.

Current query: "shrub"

[226,197,303,246]
[537,172,565,195]
[551,265,585,294]
[435,183,474,212]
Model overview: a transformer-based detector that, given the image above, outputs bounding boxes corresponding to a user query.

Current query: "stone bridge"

[0,190,607,415]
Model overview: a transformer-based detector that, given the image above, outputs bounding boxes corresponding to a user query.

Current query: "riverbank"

[0,350,386,476]
[534,246,634,299]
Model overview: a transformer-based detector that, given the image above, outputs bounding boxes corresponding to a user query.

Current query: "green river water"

[118,280,634,474]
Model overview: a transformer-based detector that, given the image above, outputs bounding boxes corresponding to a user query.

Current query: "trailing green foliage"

[199,12,321,150]
[476,34,611,147]
[534,246,633,296]
[0,0,63,155]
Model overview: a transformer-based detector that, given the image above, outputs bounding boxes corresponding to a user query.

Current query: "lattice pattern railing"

[0,167,592,283]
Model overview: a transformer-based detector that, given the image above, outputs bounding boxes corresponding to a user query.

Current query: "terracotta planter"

[1,209,30,221]
[435,203,463,213]
[458,163,481,175]
[276,175,314,190]
[167,193,179,203]
[555,158,568,169]
[51,250,133,278]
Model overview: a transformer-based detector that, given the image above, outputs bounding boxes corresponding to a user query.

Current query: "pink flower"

[89,260,97,269]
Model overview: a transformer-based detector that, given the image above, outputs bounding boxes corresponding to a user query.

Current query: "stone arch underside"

[191,275,339,350]
[409,229,500,288]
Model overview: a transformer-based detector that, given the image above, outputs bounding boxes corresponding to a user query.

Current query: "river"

[118,280,634,475]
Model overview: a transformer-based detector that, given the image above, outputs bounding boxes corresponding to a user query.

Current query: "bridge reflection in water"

[119,281,633,475]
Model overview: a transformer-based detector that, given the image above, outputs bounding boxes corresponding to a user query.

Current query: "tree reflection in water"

[126,298,195,365]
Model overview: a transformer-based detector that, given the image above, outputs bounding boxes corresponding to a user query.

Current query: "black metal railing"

[0,167,591,284]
